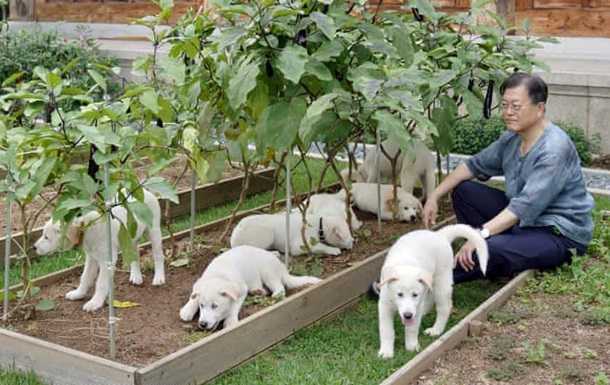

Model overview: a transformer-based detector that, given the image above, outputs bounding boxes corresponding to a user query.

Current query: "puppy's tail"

[436,224,489,275]
[282,273,322,289]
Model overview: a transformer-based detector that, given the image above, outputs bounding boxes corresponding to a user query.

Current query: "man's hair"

[500,72,548,104]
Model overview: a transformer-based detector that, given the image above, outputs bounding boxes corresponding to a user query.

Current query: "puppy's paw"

[271,289,286,299]
[378,348,394,359]
[152,274,165,286]
[179,306,194,322]
[66,289,87,301]
[83,299,104,312]
[405,341,421,352]
[328,247,341,256]
[424,326,444,337]
[129,272,144,286]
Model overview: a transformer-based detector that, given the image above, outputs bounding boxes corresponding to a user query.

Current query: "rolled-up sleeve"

[466,138,505,181]
[507,153,568,225]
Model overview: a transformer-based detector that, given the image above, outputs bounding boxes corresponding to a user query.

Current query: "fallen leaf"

[35,298,56,312]
[113,300,140,309]
[170,258,190,267]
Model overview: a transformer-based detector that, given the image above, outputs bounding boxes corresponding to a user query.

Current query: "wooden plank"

[8,0,34,20]
[380,270,534,385]
[0,328,137,385]
[135,214,458,385]
[533,0,584,8]
[515,0,533,10]
[515,8,610,36]
[0,168,274,263]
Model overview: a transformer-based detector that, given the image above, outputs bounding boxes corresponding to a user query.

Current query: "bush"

[0,27,118,95]
[451,116,598,166]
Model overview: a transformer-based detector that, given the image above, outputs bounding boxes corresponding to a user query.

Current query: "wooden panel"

[589,0,610,6]
[533,0,584,8]
[515,0,533,10]
[34,0,197,23]
[0,328,136,385]
[381,270,534,385]
[515,9,610,36]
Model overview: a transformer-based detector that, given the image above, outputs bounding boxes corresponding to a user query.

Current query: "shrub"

[451,116,598,166]
[0,27,119,95]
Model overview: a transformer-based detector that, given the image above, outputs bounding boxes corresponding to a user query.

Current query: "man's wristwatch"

[479,227,491,239]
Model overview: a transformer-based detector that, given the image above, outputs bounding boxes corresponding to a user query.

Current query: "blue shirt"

[466,122,594,246]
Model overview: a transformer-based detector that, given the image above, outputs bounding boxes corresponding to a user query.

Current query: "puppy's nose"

[198,322,207,330]
[409,215,416,222]
[402,312,414,320]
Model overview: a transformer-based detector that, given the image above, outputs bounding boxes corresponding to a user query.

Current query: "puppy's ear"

[65,222,83,247]
[220,283,241,301]
[190,292,199,300]
[379,276,398,287]
[418,272,433,290]
[379,265,398,287]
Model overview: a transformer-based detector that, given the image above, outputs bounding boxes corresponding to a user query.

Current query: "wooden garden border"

[380,269,535,385]
[0,167,275,261]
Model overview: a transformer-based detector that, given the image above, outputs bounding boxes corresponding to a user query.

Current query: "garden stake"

[2,184,12,322]
[104,165,117,359]
[376,128,382,233]
[190,171,196,250]
[285,154,291,268]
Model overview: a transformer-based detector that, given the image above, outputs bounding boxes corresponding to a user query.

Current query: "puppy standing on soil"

[180,245,322,330]
[34,189,165,312]
[377,224,488,358]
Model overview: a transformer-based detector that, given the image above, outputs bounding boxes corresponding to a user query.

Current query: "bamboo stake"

[103,165,117,359]
[2,182,12,322]
[376,129,382,233]
[284,154,291,269]
[190,171,197,250]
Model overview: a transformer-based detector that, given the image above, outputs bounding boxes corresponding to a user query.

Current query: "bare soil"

[589,154,610,171]
[0,158,248,234]
[1,199,454,367]
[414,290,609,385]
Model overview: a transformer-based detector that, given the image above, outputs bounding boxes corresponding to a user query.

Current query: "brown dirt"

[1,199,454,367]
[589,154,610,171]
[0,158,248,234]
[414,290,610,385]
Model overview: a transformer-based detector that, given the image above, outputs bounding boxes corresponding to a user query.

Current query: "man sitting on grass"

[423,72,594,283]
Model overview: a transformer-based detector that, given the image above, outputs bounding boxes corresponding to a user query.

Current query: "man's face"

[501,85,545,133]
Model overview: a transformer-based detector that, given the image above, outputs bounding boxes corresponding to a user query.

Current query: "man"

[423,72,594,283]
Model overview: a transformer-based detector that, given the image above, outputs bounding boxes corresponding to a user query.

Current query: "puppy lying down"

[378,224,488,358]
[339,183,423,222]
[180,245,322,330]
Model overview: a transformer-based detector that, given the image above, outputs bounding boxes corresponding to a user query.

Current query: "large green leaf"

[228,57,260,110]
[299,93,338,145]
[354,77,383,101]
[431,95,457,155]
[118,224,139,268]
[312,40,344,62]
[373,110,412,152]
[139,90,160,114]
[56,198,95,213]
[88,69,108,94]
[276,45,309,84]
[127,200,153,229]
[144,177,179,204]
[257,98,307,151]
[310,12,336,40]
[461,89,483,120]
[305,60,333,82]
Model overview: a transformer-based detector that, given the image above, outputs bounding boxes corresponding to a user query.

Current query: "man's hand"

[422,197,438,229]
[455,241,477,271]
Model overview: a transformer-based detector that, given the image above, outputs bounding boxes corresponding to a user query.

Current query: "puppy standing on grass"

[377,224,488,358]
[180,245,322,330]
[34,189,165,312]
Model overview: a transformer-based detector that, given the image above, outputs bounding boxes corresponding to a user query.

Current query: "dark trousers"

[452,181,586,284]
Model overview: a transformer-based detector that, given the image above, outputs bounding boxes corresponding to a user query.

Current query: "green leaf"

[390,28,413,64]
[354,77,383,101]
[159,56,185,85]
[313,40,344,62]
[374,110,412,152]
[128,200,153,229]
[310,12,336,40]
[118,224,139,268]
[88,69,108,93]
[276,45,309,84]
[247,80,269,121]
[33,66,49,82]
[77,125,108,150]
[139,90,160,114]
[144,177,179,204]
[410,0,437,19]
[431,96,458,155]
[56,198,95,212]
[203,150,226,183]
[257,98,307,151]
[462,89,483,120]
[35,298,56,312]
[299,93,338,144]
[305,60,333,82]
[228,57,260,110]
[0,291,16,302]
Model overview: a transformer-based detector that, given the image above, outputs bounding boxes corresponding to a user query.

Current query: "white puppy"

[343,183,423,222]
[230,210,353,256]
[377,224,489,358]
[179,245,322,330]
[342,140,436,199]
[34,189,165,312]
[306,192,363,230]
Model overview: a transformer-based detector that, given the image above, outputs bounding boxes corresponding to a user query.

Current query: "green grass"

[0,157,340,288]
[211,280,503,385]
[0,369,45,385]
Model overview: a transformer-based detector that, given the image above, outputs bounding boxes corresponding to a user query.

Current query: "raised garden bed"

[1,187,454,385]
